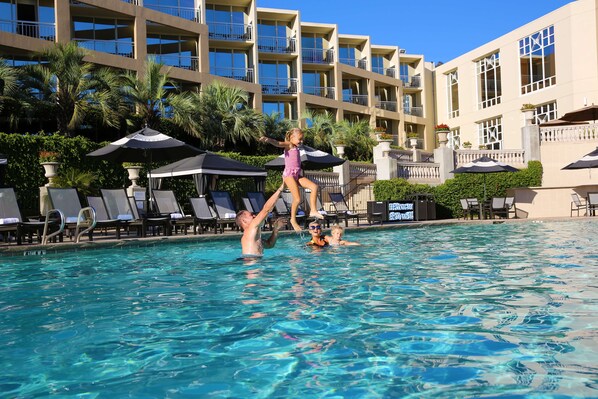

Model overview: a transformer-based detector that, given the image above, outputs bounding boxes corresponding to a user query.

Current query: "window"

[262,101,295,119]
[446,70,459,118]
[478,117,502,149]
[476,52,501,109]
[259,61,293,93]
[209,49,249,80]
[533,101,557,125]
[520,26,556,94]
[372,55,384,74]
[448,128,460,149]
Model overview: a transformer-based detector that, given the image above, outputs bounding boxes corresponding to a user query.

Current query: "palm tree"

[0,58,23,128]
[192,80,264,150]
[301,110,335,149]
[334,119,376,161]
[22,42,122,137]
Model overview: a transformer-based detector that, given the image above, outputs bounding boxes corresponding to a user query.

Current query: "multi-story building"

[0,0,434,149]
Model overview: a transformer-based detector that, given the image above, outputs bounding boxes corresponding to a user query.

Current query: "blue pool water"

[1,220,597,398]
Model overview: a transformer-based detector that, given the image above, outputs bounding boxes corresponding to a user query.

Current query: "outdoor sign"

[387,200,415,222]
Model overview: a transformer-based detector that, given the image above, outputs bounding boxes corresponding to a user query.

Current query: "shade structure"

[451,156,519,200]
[560,105,598,122]
[562,147,598,177]
[264,145,346,170]
[151,152,268,195]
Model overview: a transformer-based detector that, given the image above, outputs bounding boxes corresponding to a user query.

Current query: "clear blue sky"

[256,0,574,63]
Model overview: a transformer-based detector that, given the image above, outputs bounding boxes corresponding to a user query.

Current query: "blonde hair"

[285,127,303,141]
[331,224,344,234]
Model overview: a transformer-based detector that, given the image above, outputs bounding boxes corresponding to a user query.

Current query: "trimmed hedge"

[373,161,543,219]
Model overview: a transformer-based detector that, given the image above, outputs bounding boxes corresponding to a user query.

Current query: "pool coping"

[0,216,592,257]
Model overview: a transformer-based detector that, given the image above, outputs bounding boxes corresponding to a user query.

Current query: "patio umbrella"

[560,104,598,122]
[87,126,204,204]
[264,145,346,170]
[562,146,598,178]
[451,156,519,201]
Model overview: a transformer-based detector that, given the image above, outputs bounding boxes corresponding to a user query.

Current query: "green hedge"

[373,160,543,219]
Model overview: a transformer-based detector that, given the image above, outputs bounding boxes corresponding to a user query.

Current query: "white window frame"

[448,127,460,149]
[478,117,502,149]
[476,52,501,110]
[519,26,556,95]
[533,101,557,125]
[446,70,459,119]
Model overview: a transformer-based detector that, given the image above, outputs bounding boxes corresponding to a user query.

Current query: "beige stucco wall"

[509,185,598,218]
[541,140,598,187]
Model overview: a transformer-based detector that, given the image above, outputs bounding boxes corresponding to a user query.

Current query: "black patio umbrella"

[562,147,598,178]
[87,126,204,203]
[151,152,268,195]
[560,105,598,122]
[264,145,346,170]
[451,156,519,200]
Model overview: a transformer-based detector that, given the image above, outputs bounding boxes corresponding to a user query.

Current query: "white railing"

[144,3,200,21]
[397,162,440,182]
[389,149,413,162]
[349,162,376,180]
[0,19,55,41]
[540,123,598,143]
[455,149,526,166]
[75,39,134,58]
[304,171,339,189]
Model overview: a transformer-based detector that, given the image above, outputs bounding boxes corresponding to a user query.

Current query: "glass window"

[476,52,501,109]
[448,128,460,149]
[533,101,557,124]
[262,101,294,119]
[478,117,502,149]
[519,26,556,94]
[446,70,459,119]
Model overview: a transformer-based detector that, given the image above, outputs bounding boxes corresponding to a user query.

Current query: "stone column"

[333,160,351,195]
[434,146,455,183]
[522,124,541,162]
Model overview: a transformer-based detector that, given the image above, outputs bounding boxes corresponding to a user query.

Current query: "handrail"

[42,209,65,245]
[75,207,97,243]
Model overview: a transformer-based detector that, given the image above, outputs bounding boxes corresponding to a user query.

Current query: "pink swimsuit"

[283,147,302,179]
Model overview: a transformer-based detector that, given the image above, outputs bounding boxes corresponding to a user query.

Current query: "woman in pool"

[306,221,329,247]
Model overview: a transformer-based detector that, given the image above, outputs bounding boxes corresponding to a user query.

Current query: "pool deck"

[0,215,593,257]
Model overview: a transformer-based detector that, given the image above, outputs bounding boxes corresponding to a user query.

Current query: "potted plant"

[434,123,450,132]
[39,151,60,186]
[521,103,535,123]
[407,132,418,147]
[39,151,59,164]
[462,141,472,149]
[520,103,536,111]
[478,144,487,150]
[434,124,450,147]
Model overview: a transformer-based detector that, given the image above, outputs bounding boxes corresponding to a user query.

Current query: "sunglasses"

[309,225,322,230]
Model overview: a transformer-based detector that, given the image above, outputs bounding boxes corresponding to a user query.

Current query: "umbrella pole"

[483,174,487,202]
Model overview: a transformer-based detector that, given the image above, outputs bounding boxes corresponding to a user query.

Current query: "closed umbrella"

[87,126,204,205]
[264,145,345,170]
[451,156,519,201]
[560,105,598,122]
[562,146,598,178]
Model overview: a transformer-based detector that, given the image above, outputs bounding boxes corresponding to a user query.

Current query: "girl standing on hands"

[260,128,324,232]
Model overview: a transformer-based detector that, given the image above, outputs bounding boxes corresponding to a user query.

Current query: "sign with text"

[387,200,415,222]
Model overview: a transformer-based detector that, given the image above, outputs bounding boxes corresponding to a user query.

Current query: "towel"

[0,218,19,225]
[117,214,134,221]
[224,212,236,219]
[170,213,183,219]
[319,210,328,215]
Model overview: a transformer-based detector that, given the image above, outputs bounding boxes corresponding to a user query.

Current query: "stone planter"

[409,137,418,148]
[125,166,143,188]
[436,130,449,147]
[522,109,535,125]
[334,144,346,158]
[41,162,60,187]
[376,139,392,153]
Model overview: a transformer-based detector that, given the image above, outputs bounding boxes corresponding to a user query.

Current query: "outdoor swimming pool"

[0,220,597,398]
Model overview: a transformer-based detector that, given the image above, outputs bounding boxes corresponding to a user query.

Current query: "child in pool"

[260,128,323,232]
[327,224,360,246]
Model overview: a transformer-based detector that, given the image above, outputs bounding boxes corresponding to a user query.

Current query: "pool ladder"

[41,207,97,245]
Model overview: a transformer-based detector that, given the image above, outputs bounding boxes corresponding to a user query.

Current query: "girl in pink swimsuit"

[260,128,324,231]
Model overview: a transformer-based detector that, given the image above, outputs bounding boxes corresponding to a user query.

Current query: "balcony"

[208,22,252,41]
[303,86,335,99]
[144,3,200,22]
[257,36,296,54]
[339,57,367,70]
[373,66,396,78]
[75,39,134,58]
[261,78,298,95]
[302,48,334,64]
[376,101,397,112]
[211,66,254,82]
[404,106,423,117]
[0,19,55,41]
[343,94,368,106]
[150,54,199,71]
[400,74,421,88]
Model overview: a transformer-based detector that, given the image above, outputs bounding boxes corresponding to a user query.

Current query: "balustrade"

[455,149,525,166]
[540,124,598,143]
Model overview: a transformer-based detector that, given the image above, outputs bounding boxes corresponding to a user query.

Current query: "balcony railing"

[303,86,335,99]
[211,67,254,82]
[150,54,199,71]
[0,19,55,41]
[302,48,334,64]
[144,3,200,22]
[404,106,423,117]
[257,36,296,53]
[340,57,367,70]
[343,94,368,106]
[75,39,134,58]
[400,74,421,88]
[260,78,298,95]
[373,66,396,78]
[376,101,397,112]
[208,22,252,41]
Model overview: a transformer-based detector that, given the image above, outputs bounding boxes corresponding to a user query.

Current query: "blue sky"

[256,0,573,63]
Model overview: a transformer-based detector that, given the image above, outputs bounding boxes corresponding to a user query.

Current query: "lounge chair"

[209,191,239,231]
[587,192,598,216]
[189,196,222,234]
[328,192,361,227]
[466,198,481,219]
[489,197,508,219]
[152,189,195,235]
[86,196,122,239]
[0,187,46,245]
[246,191,273,230]
[570,193,587,217]
[101,188,171,237]
[459,199,472,220]
[280,190,307,227]
[46,187,98,243]
[505,196,517,219]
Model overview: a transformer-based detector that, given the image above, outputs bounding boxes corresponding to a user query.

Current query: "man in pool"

[236,183,286,257]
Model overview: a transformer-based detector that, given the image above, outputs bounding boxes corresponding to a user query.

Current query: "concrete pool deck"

[0,215,594,257]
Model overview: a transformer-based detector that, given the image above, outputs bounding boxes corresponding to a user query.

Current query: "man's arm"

[263,218,285,249]
[247,183,284,230]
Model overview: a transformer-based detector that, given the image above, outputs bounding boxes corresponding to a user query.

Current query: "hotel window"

[476,52,501,109]
[520,26,556,95]
[446,70,459,118]
[533,101,557,124]
[209,49,250,81]
[448,127,460,149]
[477,117,502,149]
[262,101,295,120]
[259,61,293,93]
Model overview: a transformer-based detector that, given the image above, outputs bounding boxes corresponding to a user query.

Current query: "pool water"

[1,220,597,398]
